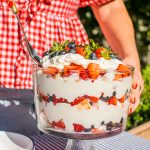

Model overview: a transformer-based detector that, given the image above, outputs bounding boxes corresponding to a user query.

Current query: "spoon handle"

[8,0,42,67]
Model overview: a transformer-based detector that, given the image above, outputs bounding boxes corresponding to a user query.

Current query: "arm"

[91,0,143,113]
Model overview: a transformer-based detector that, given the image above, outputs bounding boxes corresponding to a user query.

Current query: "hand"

[123,56,144,114]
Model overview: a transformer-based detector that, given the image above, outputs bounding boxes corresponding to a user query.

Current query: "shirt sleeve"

[79,0,114,7]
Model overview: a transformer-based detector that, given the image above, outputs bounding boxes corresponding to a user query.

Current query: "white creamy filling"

[42,53,123,70]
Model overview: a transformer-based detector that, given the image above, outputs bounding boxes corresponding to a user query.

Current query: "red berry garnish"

[76,46,86,56]
[108,96,117,105]
[73,123,85,132]
[118,95,126,103]
[95,48,104,58]
[70,97,84,106]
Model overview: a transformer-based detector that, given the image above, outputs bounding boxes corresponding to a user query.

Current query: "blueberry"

[113,91,116,96]
[110,53,121,60]
[91,125,95,129]
[84,128,91,132]
[68,49,76,54]
[101,96,109,102]
[89,102,93,106]
[107,125,112,131]
[48,95,53,102]
[120,117,123,124]
[101,121,105,125]
[59,50,67,55]
[114,123,122,128]
[68,42,76,49]
[43,51,49,56]
[110,53,117,59]
[107,121,113,126]
[89,52,97,60]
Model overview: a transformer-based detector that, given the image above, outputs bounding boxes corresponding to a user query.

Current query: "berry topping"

[46,39,119,60]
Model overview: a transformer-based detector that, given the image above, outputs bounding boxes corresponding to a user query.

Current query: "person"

[0,0,143,136]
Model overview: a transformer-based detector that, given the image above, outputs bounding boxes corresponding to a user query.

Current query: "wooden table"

[128,121,150,140]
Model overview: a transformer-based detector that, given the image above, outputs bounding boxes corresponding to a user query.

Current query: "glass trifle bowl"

[33,41,134,149]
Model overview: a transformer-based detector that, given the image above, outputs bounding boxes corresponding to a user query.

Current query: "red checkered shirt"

[0,0,112,89]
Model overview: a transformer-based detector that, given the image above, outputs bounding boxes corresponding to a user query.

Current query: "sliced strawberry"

[56,119,66,129]
[76,46,86,56]
[114,74,123,80]
[73,123,85,132]
[43,67,59,76]
[37,91,49,102]
[53,98,68,105]
[84,95,99,103]
[51,121,57,127]
[79,69,89,80]
[70,97,85,106]
[52,119,66,129]
[91,128,102,134]
[95,48,104,58]
[117,64,130,73]
[87,63,100,79]
[108,96,117,105]
[77,99,91,110]
[118,95,126,103]
[63,65,71,77]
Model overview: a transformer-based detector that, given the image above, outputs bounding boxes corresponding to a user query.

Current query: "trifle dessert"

[33,40,134,139]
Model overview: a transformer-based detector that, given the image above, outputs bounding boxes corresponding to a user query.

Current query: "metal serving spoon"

[8,1,43,67]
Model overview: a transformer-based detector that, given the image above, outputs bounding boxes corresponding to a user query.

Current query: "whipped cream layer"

[42,53,123,70]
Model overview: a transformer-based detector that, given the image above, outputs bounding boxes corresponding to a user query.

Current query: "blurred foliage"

[127,65,150,129]
[78,0,150,67]
[78,0,150,129]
